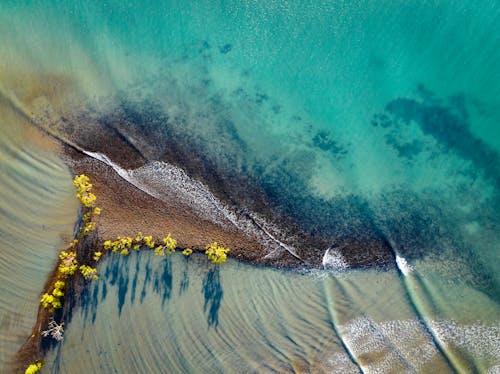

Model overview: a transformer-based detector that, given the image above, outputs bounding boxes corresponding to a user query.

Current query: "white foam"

[429,320,500,361]
[82,152,302,261]
[322,247,350,271]
[395,254,414,275]
[340,317,500,373]
[340,317,436,373]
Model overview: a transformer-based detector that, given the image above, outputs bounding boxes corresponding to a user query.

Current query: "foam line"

[82,151,303,261]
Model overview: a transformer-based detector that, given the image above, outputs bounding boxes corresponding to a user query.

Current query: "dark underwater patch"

[63,80,500,272]
[219,44,232,54]
[384,134,423,159]
[312,130,348,157]
[375,86,500,187]
[202,267,223,328]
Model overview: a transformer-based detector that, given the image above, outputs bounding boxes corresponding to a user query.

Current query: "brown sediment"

[9,77,395,370]
[2,81,395,268]
[11,141,300,371]
[63,146,302,267]
[12,222,98,373]
[2,72,299,262]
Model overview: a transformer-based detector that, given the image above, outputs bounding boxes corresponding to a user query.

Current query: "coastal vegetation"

[205,242,230,264]
[101,232,228,262]
[44,174,230,322]
[24,361,42,374]
[19,174,230,372]
[39,281,64,312]
[39,175,101,313]
[182,248,193,256]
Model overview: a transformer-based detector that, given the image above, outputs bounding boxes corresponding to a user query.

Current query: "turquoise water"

[1,0,499,372]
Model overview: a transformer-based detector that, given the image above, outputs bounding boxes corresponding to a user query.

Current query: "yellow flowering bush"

[25,361,43,374]
[58,263,78,275]
[162,233,177,251]
[143,235,155,248]
[40,281,65,311]
[104,236,133,252]
[120,249,130,256]
[82,221,96,235]
[93,251,102,261]
[182,248,193,256]
[135,231,143,242]
[59,250,76,261]
[40,294,61,311]
[205,242,230,264]
[79,265,98,280]
[54,281,65,290]
[153,246,162,256]
[73,174,97,208]
[58,251,78,275]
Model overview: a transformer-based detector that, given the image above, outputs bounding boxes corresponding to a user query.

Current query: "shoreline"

[9,121,390,370]
[2,81,396,270]
[63,147,303,268]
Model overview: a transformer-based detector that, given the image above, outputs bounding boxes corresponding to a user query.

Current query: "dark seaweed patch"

[381,88,500,187]
[219,44,232,54]
[385,134,423,159]
[255,93,269,104]
[371,113,391,128]
[312,130,348,157]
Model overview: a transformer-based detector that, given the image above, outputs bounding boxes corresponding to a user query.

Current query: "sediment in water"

[33,93,395,269]
[12,219,98,373]
[6,81,401,370]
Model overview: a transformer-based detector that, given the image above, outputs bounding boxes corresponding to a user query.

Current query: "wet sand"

[64,147,292,266]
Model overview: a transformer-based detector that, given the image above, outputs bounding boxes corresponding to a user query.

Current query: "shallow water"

[1,0,499,372]
[0,102,78,367]
[40,252,497,373]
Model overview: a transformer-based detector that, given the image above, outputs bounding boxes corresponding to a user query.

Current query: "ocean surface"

[1,1,499,372]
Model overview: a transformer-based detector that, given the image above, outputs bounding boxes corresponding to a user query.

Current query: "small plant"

[40,281,65,312]
[82,221,96,236]
[79,265,98,280]
[93,251,102,261]
[154,245,165,256]
[25,361,43,374]
[143,235,155,248]
[73,174,96,208]
[182,248,193,256]
[152,234,177,256]
[58,251,78,275]
[162,233,177,252]
[135,231,143,242]
[40,293,61,311]
[41,317,64,341]
[205,242,230,264]
[104,236,134,253]
[82,212,92,222]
